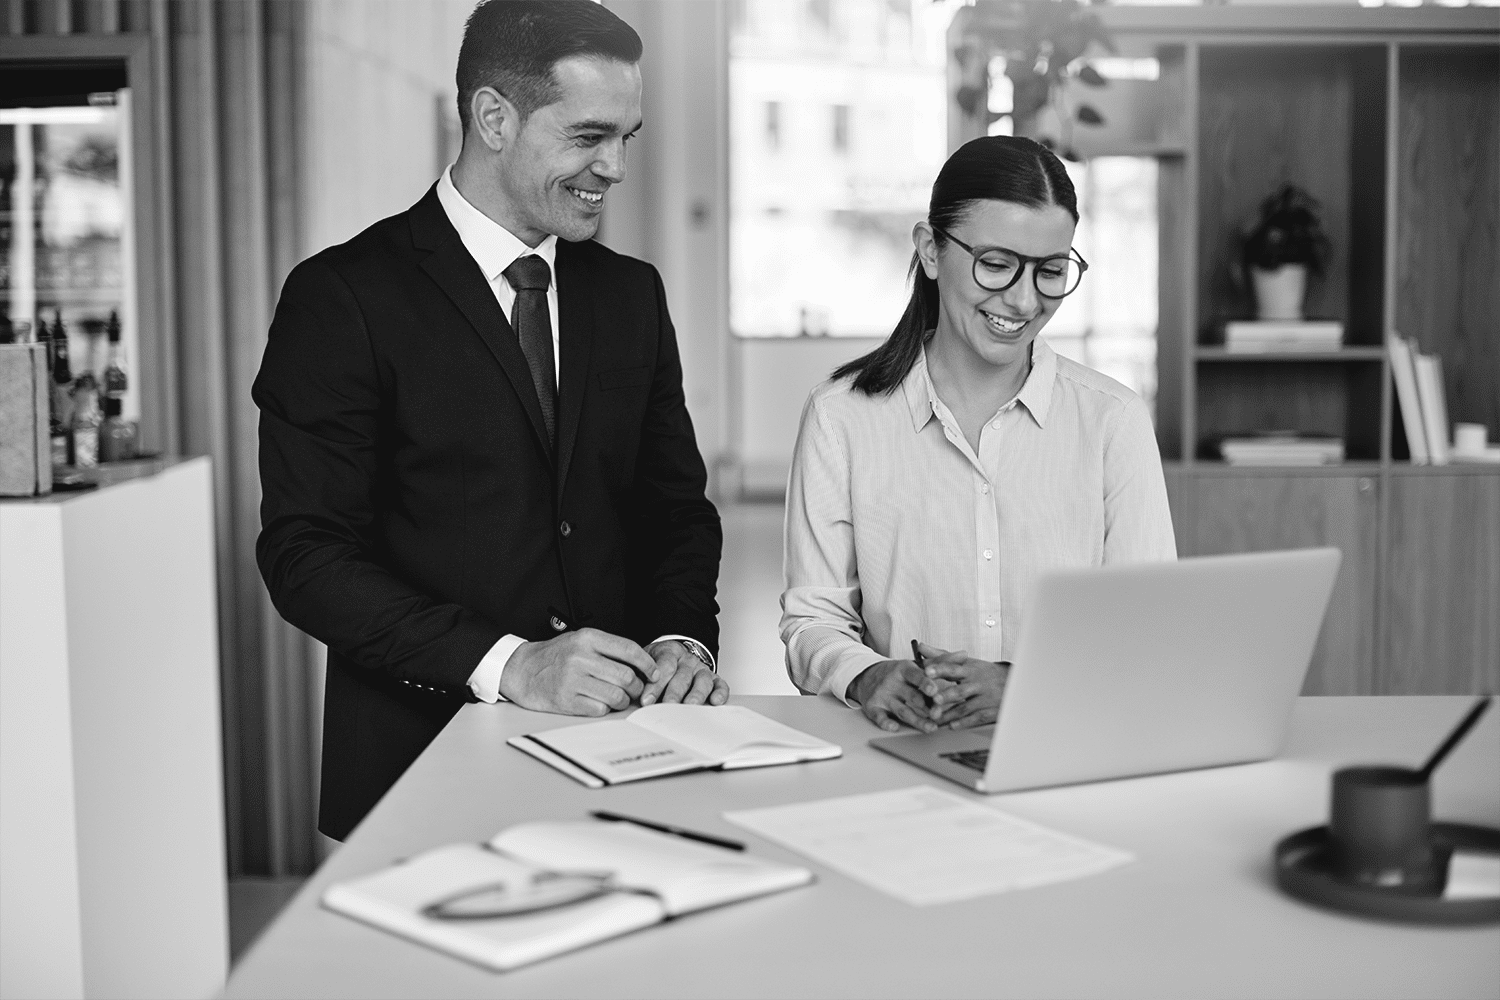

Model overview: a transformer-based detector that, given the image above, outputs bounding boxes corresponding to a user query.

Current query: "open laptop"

[870,547,1342,793]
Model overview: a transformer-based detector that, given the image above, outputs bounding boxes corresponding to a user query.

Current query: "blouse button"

[980,483,990,495]
[985,617,996,628]
[983,549,993,560]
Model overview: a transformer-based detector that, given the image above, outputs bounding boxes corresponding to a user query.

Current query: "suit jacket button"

[559,520,572,537]
[551,616,567,631]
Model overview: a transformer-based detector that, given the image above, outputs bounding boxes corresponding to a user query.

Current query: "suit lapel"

[409,188,553,460]
[554,241,596,494]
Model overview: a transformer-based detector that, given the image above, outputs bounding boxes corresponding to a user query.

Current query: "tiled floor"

[227,502,796,965]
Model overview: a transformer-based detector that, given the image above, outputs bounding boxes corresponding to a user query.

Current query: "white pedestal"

[1,457,228,1000]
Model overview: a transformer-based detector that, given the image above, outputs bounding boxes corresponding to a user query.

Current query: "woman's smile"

[979,308,1032,337]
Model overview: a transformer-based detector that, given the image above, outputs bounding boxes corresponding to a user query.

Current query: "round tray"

[1275,822,1500,925]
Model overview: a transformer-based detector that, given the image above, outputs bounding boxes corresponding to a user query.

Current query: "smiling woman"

[781,135,1177,736]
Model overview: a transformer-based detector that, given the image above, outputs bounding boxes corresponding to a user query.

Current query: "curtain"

[2,0,322,877]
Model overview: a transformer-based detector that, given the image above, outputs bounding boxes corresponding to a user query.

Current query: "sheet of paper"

[724,785,1133,907]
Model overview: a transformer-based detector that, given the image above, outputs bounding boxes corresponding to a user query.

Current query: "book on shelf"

[508,703,842,788]
[1412,352,1450,466]
[1219,435,1345,466]
[322,819,813,972]
[1223,320,1344,353]
[1388,333,1429,464]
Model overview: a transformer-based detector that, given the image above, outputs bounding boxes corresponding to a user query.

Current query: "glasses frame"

[931,226,1089,299]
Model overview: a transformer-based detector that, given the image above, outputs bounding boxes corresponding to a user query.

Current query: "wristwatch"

[677,637,716,673]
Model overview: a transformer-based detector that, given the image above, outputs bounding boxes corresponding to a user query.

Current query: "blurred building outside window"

[729,0,1158,417]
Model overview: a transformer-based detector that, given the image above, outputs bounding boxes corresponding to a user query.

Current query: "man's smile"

[565,185,605,205]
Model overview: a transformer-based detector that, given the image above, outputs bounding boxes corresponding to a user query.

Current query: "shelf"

[1195,346,1386,362]
[1179,461,1384,477]
[1,288,124,303]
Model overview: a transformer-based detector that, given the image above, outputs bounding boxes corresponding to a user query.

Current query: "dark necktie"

[502,255,556,447]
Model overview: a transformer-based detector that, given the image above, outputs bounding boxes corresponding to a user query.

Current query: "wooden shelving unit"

[952,7,1499,696]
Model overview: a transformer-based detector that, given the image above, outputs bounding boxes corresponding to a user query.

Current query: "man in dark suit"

[254,0,726,842]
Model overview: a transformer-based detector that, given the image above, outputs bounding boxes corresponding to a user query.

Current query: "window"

[1047,157,1159,416]
[831,104,850,153]
[730,0,962,338]
[764,101,781,152]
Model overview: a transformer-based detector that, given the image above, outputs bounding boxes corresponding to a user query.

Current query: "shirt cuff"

[468,634,527,703]
[651,634,716,672]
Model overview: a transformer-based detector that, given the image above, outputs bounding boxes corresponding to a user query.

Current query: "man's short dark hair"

[457,0,643,135]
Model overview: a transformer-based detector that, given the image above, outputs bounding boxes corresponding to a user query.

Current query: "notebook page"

[493,821,813,916]
[627,704,841,767]
[725,785,1133,907]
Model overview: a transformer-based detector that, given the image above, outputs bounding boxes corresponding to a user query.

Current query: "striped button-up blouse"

[781,337,1177,704]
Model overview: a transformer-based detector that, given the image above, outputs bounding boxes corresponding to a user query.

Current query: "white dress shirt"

[781,337,1177,704]
[435,167,712,702]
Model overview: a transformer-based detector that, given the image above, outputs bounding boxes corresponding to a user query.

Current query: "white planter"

[1252,264,1307,321]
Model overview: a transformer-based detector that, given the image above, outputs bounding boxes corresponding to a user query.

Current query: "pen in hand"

[912,639,938,717]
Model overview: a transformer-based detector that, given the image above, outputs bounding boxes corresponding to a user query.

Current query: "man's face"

[495,56,642,244]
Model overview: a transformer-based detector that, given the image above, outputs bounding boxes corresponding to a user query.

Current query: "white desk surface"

[224,696,1500,1000]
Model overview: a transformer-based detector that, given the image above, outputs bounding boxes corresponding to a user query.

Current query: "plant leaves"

[1076,103,1105,126]
[956,84,985,116]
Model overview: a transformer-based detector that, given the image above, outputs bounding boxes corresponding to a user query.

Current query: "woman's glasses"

[932,227,1089,299]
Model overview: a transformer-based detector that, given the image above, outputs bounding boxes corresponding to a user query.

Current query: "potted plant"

[1242,184,1331,321]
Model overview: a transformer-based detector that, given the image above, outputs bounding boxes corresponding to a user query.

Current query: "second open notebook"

[509,704,842,787]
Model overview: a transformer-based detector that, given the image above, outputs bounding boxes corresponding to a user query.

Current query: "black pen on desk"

[590,810,745,852]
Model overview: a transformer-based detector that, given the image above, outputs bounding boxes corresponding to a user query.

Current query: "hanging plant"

[955,0,1116,162]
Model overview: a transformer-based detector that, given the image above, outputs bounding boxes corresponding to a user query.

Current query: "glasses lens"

[1035,255,1082,298]
[425,873,614,920]
[972,249,1022,291]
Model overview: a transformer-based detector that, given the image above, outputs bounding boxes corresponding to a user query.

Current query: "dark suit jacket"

[254,187,722,840]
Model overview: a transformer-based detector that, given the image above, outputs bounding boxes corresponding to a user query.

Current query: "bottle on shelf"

[100,397,137,463]
[102,311,127,400]
[98,311,137,462]
[71,371,102,469]
[49,313,75,466]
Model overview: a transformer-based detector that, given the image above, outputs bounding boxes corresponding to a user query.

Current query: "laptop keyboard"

[940,749,990,773]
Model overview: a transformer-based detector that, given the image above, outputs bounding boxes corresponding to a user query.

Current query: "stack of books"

[1389,333,1451,465]
[1220,434,1345,466]
[1224,320,1344,353]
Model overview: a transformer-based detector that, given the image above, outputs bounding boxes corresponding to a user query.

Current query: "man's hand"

[917,641,1009,730]
[500,628,657,716]
[846,659,953,733]
[640,640,729,707]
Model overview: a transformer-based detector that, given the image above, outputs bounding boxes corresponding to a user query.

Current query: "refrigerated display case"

[2,89,139,424]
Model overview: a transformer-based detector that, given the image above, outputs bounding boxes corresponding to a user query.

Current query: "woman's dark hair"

[833,136,1079,395]
[457,0,643,135]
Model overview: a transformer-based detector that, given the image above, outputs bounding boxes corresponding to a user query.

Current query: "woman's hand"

[916,641,1009,729]
[846,660,947,733]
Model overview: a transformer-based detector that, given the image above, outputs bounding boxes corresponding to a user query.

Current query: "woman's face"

[916,199,1077,370]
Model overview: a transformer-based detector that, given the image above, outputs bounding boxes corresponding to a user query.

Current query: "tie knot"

[503,255,551,292]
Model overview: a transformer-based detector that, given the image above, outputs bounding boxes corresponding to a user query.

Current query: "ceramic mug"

[1328,766,1443,894]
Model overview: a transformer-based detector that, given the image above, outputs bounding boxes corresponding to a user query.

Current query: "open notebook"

[508,704,842,787]
[322,820,812,972]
